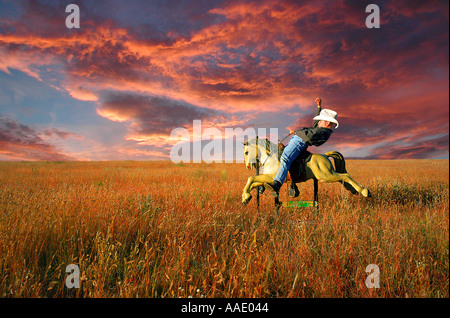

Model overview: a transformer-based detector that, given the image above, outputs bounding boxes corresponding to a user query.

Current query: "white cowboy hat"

[313,109,339,128]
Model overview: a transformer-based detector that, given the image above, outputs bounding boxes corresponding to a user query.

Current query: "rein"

[279,133,293,144]
[255,139,275,171]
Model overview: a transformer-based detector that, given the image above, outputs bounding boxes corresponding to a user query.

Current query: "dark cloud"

[97,92,225,136]
[41,128,82,140]
[0,116,76,161]
[364,134,449,159]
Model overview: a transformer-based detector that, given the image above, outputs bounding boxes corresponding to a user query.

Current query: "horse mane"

[244,138,278,157]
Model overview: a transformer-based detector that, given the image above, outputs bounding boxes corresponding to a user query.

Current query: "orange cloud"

[0,0,447,159]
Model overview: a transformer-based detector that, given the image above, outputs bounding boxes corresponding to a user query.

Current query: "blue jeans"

[274,135,307,184]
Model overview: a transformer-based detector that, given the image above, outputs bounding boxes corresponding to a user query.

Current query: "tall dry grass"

[0,159,448,297]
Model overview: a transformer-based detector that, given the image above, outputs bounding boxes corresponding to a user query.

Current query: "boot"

[289,183,300,198]
[264,180,282,197]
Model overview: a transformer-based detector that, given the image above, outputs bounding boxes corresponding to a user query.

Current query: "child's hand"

[315,98,322,107]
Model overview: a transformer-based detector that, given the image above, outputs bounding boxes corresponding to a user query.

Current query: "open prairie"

[0,159,448,298]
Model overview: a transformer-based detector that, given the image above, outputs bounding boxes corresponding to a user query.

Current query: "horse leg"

[316,171,371,197]
[342,181,358,195]
[340,173,370,197]
[242,174,275,205]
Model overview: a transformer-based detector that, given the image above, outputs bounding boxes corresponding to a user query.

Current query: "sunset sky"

[0,0,448,161]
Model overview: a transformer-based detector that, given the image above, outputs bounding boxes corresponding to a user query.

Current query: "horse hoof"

[361,188,371,197]
[289,187,300,198]
[242,195,252,206]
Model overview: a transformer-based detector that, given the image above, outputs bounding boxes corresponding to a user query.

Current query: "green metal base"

[282,200,318,208]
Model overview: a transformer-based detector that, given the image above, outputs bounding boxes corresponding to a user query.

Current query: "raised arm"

[315,98,322,113]
[290,98,323,134]
[312,97,322,127]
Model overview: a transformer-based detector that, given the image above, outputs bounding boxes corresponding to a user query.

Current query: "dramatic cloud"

[367,134,449,159]
[0,116,77,161]
[0,0,448,160]
[97,91,232,141]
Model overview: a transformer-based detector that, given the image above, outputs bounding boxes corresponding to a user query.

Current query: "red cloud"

[0,0,448,159]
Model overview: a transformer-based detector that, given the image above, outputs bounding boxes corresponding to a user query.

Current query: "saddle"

[278,142,312,183]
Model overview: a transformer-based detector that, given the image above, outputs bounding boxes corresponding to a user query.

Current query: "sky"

[0,0,448,161]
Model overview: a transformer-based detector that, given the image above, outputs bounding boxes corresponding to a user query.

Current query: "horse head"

[243,138,278,171]
[243,141,259,170]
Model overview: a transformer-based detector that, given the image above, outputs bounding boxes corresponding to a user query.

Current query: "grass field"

[0,159,448,298]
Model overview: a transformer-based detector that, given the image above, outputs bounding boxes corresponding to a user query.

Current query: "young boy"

[264,98,339,196]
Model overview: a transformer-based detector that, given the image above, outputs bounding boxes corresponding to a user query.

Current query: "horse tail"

[324,151,346,173]
[325,151,358,194]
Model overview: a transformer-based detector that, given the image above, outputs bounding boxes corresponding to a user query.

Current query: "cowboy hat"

[313,109,339,128]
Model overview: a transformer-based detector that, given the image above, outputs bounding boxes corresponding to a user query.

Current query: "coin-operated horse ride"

[242,138,371,211]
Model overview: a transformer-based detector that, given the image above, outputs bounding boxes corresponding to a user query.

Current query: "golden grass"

[0,159,448,298]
